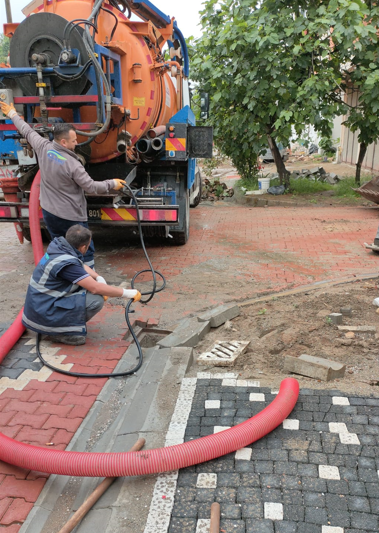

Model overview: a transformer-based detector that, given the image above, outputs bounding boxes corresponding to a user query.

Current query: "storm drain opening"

[197,340,250,366]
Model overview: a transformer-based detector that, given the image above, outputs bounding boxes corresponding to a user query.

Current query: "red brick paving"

[1,202,379,529]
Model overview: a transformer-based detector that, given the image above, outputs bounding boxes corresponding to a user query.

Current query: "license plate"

[88,208,101,220]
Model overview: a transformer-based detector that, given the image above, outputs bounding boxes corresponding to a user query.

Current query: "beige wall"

[340,90,379,172]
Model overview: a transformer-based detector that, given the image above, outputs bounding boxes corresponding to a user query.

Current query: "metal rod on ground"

[57,438,146,533]
[210,502,220,533]
[4,0,12,23]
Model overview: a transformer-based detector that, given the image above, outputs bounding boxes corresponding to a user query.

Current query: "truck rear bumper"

[0,202,179,226]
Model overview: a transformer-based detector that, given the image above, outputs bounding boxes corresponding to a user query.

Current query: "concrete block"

[158,318,210,348]
[284,354,345,381]
[340,306,353,317]
[328,313,343,325]
[198,303,240,328]
[325,174,337,185]
[310,167,320,175]
[337,325,376,333]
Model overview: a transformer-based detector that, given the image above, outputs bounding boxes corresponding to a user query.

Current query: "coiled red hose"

[0,171,43,363]
[0,378,299,476]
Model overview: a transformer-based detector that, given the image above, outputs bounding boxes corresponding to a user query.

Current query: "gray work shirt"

[12,115,116,221]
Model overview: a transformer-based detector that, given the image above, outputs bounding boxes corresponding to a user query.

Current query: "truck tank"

[0,0,213,244]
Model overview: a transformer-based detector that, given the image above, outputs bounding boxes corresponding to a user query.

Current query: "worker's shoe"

[52,335,86,346]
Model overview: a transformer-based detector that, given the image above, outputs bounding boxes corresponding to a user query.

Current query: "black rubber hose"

[100,6,119,42]
[35,184,165,378]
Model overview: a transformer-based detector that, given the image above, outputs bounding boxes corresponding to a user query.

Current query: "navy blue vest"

[22,237,87,336]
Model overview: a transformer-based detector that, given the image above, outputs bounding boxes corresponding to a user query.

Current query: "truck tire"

[22,226,51,243]
[190,169,202,208]
[171,190,189,245]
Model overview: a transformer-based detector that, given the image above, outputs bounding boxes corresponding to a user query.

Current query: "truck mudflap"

[0,202,179,226]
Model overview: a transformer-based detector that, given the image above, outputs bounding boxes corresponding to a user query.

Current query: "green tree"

[0,34,10,64]
[192,0,379,186]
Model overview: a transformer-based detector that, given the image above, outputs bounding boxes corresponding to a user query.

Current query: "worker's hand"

[122,289,142,302]
[0,101,17,119]
[113,179,127,191]
[96,275,107,284]
[133,291,142,302]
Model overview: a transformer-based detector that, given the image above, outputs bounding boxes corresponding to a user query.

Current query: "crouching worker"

[22,225,141,345]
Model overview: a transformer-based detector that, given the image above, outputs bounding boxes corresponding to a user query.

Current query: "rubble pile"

[202,178,234,201]
[269,167,341,185]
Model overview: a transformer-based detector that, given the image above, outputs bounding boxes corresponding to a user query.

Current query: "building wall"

[340,90,379,172]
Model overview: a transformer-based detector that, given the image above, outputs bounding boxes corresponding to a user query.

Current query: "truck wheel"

[22,226,51,243]
[190,169,202,208]
[171,191,189,245]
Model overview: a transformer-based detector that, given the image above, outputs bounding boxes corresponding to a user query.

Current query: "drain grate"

[197,340,250,366]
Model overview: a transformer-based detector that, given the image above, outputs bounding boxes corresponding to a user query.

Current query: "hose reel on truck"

[0,0,213,245]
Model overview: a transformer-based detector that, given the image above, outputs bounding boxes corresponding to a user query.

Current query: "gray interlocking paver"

[166,378,379,533]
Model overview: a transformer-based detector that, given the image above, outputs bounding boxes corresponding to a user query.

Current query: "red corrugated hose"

[0,171,43,363]
[0,378,299,476]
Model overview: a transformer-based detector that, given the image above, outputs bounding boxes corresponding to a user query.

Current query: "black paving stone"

[282,490,303,506]
[297,464,318,477]
[283,505,304,521]
[274,522,297,533]
[171,501,198,518]
[168,518,197,533]
[246,519,274,533]
[304,492,325,508]
[305,507,328,525]
[348,496,371,513]
[220,504,242,520]
[274,462,298,475]
[0,367,25,379]
[215,487,237,503]
[350,511,379,530]
[169,380,379,533]
[217,473,241,487]
[241,502,263,519]
[220,519,246,533]
[195,488,215,502]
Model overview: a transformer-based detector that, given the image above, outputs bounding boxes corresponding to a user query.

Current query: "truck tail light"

[141,209,178,222]
[0,206,17,218]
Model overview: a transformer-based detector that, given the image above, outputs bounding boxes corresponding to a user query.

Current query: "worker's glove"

[122,289,142,302]
[103,295,109,302]
[0,101,17,119]
[96,275,107,284]
[113,179,127,191]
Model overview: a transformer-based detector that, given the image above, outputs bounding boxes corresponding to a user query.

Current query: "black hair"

[53,123,76,142]
[65,225,92,250]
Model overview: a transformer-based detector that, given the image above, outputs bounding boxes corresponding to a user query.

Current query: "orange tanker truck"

[0,0,212,244]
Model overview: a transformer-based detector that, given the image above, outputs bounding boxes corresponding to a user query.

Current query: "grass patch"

[238,174,374,199]
[237,175,259,190]
[290,178,333,195]
[334,176,372,197]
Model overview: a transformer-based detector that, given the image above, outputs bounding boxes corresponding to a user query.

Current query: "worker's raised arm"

[0,101,49,155]
[72,163,126,195]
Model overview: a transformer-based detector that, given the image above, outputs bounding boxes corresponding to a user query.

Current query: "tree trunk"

[266,134,290,188]
[355,142,367,187]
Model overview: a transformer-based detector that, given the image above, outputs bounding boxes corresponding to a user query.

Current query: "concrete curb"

[239,271,379,308]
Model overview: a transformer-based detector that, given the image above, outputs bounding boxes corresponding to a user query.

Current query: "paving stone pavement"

[1,202,379,530]
[144,373,379,533]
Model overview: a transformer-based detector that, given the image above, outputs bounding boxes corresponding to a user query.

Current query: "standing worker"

[22,225,141,345]
[0,101,126,267]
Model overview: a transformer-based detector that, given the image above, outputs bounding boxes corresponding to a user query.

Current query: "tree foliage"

[192,0,379,185]
[0,34,10,64]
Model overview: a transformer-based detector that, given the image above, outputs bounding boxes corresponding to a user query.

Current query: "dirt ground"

[193,279,379,397]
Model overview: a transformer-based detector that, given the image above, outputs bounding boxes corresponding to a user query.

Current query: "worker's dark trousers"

[86,292,104,321]
[42,209,95,268]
